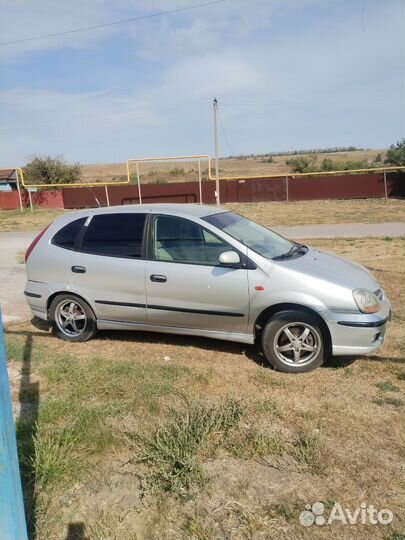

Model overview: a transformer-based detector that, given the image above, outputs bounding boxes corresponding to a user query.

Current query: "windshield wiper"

[272,243,308,260]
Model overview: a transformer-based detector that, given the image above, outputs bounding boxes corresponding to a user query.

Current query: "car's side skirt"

[97,319,255,344]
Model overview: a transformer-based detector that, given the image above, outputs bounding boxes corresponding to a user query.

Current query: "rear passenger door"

[145,214,249,333]
[68,212,148,324]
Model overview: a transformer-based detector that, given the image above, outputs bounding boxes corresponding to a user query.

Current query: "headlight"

[353,288,381,313]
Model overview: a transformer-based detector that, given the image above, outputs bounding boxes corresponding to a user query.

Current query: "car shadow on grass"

[28,316,402,370]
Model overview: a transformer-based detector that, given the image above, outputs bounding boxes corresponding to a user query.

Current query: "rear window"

[81,213,146,258]
[52,217,86,250]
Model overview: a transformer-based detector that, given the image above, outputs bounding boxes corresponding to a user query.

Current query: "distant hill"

[80,148,386,184]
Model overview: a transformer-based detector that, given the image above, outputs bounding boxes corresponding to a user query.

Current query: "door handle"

[150,274,167,283]
[71,265,86,274]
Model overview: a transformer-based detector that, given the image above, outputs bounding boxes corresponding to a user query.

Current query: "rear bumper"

[324,303,391,356]
[24,281,52,320]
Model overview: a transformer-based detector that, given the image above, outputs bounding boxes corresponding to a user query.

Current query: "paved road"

[1,222,404,323]
[0,232,36,323]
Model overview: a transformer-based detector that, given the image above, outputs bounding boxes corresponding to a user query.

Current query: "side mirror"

[219,251,241,266]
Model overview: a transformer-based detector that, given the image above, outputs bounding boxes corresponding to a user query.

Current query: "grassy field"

[0,208,66,232]
[5,236,405,540]
[0,198,404,232]
[81,150,385,183]
[228,199,405,227]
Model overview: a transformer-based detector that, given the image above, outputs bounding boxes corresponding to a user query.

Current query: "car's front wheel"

[261,310,325,373]
[49,294,97,342]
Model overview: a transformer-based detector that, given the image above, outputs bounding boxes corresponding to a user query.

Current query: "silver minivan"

[24,204,391,373]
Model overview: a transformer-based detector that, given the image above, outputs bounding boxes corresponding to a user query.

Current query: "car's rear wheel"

[49,294,97,342]
[261,310,325,373]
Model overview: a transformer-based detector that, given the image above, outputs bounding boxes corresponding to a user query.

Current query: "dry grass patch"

[5,236,405,539]
[81,150,386,182]
[228,198,405,226]
[0,208,66,232]
[0,198,403,233]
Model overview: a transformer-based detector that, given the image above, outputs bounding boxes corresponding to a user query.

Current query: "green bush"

[320,158,335,171]
[342,160,366,170]
[286,155,318,173]
[169,167,185,176]
[23,155,82,185]
[386,139,405,166]
[154,179,169,184]
[288,155,375,174]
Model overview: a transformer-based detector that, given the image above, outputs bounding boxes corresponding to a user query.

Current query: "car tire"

[261,310,325,373]
[49,294,97,342]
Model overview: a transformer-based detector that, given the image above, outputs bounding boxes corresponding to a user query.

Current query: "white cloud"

[0,0,403,163]
[0,87,162,163]
[0,0,328,61]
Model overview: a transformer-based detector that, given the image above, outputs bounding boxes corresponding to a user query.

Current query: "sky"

[0,0,404,166]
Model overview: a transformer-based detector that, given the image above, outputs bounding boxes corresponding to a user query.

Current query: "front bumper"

[324,301,392,356]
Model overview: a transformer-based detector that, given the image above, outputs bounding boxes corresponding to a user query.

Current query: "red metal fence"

[0,172,404,210]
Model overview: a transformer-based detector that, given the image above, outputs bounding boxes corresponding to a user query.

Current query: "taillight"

[25,224,51,263]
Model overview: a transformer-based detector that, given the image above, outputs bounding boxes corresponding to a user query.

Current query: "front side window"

[203,212,294,260]
[153,215,231,265]
[52,217,86,250]
[81,213,146,258]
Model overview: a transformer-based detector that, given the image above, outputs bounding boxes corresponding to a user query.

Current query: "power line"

[0,0,228,47]
[217,105,235,156]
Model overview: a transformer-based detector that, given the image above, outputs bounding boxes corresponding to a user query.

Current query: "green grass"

[182,514,214,540]
[5,336,27,363]
[373,397,404,408]
[252,398,281,417]
[375,381,400,392]
[5,334,45,366]
[224,425,324,474]
[31,356,191,460]
[289,430,324,474]
[33,427,83,492]
[129,399,243,497]
[13,348,192,537]
[225,429,286,460]
[267,503,302,523]
[43,355,187,405]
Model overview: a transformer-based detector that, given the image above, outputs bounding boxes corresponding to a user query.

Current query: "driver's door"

[145,214,250,333]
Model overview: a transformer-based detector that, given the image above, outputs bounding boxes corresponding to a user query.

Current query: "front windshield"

[203,212,294,260]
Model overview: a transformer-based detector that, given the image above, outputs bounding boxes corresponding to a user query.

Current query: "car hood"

[274,247,380,292]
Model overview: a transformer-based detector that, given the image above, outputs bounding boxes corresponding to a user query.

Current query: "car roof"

[60,203,226,221]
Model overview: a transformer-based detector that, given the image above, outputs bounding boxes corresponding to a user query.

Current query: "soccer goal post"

[126,155,211,205]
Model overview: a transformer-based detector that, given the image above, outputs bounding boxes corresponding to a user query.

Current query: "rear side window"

[81,213,146,258]
[52,217,86,250]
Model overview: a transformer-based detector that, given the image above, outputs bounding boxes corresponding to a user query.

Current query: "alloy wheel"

[273,322,321,366]
[55,299,87,337]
